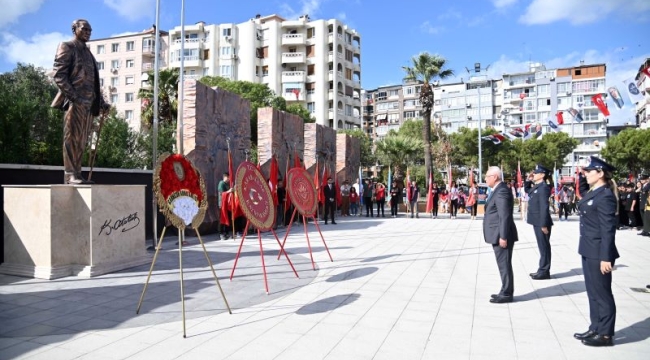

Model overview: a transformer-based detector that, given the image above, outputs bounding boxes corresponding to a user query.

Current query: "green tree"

[600,128,650,176]
[0,63,62,165]
[337,128,375,167]
[374,135,423,180]
[89,109,138,169]
[519,132,578,172]
[138,68,179,128]
[131,121,177,169]
[402,53,454,180]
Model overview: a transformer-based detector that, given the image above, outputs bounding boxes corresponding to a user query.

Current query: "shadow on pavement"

[614,317,650,345]
[515,280,585,302]
[296,293,361,315]
[326,267,378,283]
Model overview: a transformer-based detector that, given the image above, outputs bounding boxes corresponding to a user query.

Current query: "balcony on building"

[172,37,202,49]
[171,55,201,68]
[328,51,334,62]
[283,87,304,102]
[282,33,305,46]
[328,70,334,81]
[282,71,306,83]
[504,78,536,89]
[282,52,305,64]
[142,45,156,57]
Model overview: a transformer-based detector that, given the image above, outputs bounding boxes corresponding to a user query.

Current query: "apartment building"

[634,57,650,130]
[362,81,426,142]
[432,77,504,134]
[88,27,169,129]
[167,14,362,129]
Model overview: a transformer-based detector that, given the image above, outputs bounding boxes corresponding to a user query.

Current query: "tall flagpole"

[152,0,161,248]
[178,0,185,155]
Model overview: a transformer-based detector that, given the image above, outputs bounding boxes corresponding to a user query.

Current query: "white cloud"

[336,12,347,21]
[420,21,444,35]
[280,0,324,20]
[0,31,68,70]
[103,0,155,22]
[0,0,45,28]
[110,31,140,37]
[492,0,518,8]
[519,0,650,25]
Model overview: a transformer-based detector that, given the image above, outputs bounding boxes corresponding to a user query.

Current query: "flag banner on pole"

[604,85,636,127]
[387,166,393,202]
[623,78,645,104]
[641,66,650,79]
[269,156,279,205]
[358,165,363,206]
[425,172,433,213]
[556,111,564,125]
[547,117,561,132]
[406,167,411,203]
[568,107,583,123]
[517,161,522,188]
[591,94,610,116]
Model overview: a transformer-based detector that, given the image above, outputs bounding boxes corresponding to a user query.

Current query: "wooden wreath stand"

[135,153,231,338]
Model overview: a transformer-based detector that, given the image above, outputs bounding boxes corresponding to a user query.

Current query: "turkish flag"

[556,111,564,125]
[591,94,610,116]
[269,156,279,205]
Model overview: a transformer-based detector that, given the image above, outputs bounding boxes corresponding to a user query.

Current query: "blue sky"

[1,0,648,89]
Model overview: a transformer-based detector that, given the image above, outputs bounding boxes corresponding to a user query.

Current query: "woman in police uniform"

[573,156,619,347]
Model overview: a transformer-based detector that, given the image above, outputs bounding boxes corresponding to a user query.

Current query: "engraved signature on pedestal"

[99,212,141,236]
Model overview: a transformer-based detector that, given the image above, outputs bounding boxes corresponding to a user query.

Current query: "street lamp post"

[467,62,485,183]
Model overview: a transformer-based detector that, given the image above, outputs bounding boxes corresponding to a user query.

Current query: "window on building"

[111,77,119,86]
[306,82,316,95]
[345,105,353,116]
[537,84,549,95]
[111,60,119,69]
[375,91,387,101]
[345,50,353,62]
[525,100,534,111]
[307,27,316,38]
[557,82,570,93]
[307,45,315,57]
[97,61,104,70]
[388,89,399,97]
[99,78,104,87]
[97,45,105,54]
[126,41,135,51]
[387,113,399,123]
[220,46,231,56]
[125,76,134,85]
[125,59,134,68]
[220,65,231,77]
[307,102,316,113]
[222,28,231,37]
[125,110,133,120]
[203,67,210,76]
[345,68,352,80]
[111,43,119,52]
[538,111,550,120]
[110,94,118,103]
[125,93,134,102]
[583,109,600,122]
[403,99,421,108]
[262,65,269,77]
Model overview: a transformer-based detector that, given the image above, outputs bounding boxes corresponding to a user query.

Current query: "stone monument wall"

[257,107,305,180]
[179,80,251,232]
[335,134,360,184]
[304,123,337,177]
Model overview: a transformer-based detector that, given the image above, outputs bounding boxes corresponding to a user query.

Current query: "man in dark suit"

[527,164,554,280]
[51,19,110,184]
[323,177,337,225]
[483,166,519,303]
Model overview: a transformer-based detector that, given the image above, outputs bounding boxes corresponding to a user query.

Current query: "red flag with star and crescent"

[591,94,610,117]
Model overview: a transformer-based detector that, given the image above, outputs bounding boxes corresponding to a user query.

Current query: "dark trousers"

[492,240,515,297]
[559,203,570,219]
[376,199,385,217]
[533,226,552,274]
[469,204,477,216]
[63,102,94,180]
[450,199,458,217]
[644,210,650,233]
[582,256,616,336]
[324,201,336,223]
[220,209,232,236]
[618,204,628,227]
[390,199,398,216]
[432,201,439,217]
[364,197,373,217]
[627,210,637,228]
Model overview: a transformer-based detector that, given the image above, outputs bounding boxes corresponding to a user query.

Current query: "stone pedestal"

[304,123,337,174]
[257,107,305,179]
[1,185,149,279]
[335,134,360,184]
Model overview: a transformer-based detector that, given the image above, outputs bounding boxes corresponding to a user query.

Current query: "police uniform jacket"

[526,181,553,228]
[641,182,650,210]
[578,186,619,262]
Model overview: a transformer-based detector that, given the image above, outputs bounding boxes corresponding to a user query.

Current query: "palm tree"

[402,52,454,181]
[375,135,423,180]
[138,68,180,128]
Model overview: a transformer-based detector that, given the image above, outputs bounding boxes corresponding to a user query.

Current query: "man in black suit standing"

[527,164,554,280]
[483,166,519,303]
[323,177,337,225]
[638,174,650,237]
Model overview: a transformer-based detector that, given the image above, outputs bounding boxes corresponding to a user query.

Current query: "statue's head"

[72,19,92,43]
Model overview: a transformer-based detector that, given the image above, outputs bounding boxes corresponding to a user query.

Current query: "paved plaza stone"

[1,211,649,359]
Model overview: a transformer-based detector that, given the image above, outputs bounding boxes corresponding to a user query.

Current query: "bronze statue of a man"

[51,19,110,184]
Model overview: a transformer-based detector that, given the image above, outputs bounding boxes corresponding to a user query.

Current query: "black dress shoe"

[582,334,613,347]
[490,294,500,299]
[331,222,337,225]
[573,329,597,340]
[529,272,539,277]
[531,273,551,280]
[639,232,650,237]
[489,296,513,304]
